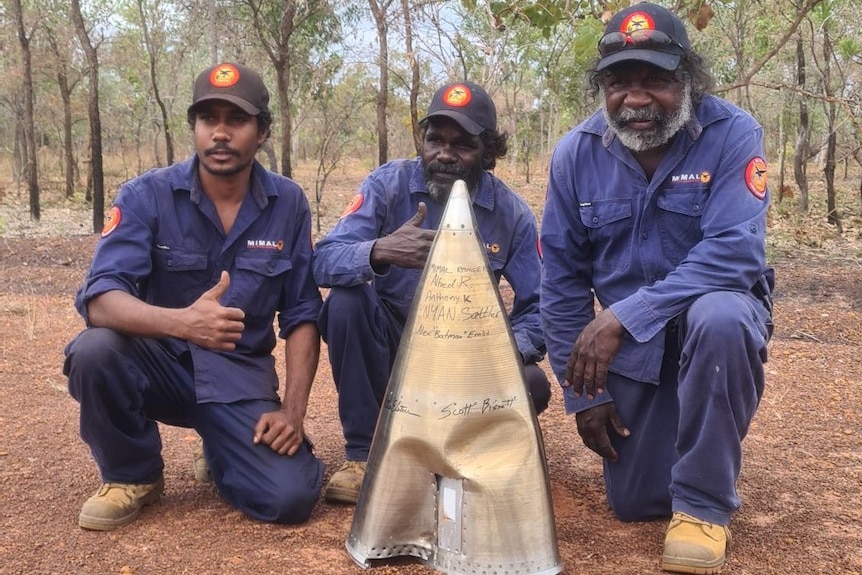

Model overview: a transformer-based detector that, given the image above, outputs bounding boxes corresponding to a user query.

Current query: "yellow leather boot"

[661,511,731,574]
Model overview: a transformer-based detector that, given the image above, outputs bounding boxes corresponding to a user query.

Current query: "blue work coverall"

[313,157,549,462]
[63,157,324,523]
[541,95,774,525]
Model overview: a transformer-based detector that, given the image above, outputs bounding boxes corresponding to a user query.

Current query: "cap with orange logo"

[188,62,270,116]
[419,81,497,135]
[597,2,691,72]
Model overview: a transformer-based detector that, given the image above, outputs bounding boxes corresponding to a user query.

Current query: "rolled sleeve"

[312,237,378,287]
[74,181,156,324]
[563,386,616,414]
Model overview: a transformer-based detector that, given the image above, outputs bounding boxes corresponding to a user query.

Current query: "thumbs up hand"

[405,202,428,228]
[370,202,436,270]
[184,271,246,350]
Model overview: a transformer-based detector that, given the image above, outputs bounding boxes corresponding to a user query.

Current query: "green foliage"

[488,0,570,38]
[836,37,861,61]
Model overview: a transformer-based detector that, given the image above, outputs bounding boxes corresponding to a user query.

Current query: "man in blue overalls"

[64,63,324,530]
[540,3,774,573]
[313,81,551,504]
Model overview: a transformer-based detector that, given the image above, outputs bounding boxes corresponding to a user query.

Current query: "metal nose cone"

[346,180,562,575]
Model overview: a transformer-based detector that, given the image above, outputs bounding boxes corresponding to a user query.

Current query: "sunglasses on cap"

[598,29,685,56]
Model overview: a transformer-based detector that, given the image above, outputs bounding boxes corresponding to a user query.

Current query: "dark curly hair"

[586,50,715,105]
[186,107,273,144]
[419,117,509,170]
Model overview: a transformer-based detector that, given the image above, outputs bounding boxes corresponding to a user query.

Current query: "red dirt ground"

[1,187,861,574]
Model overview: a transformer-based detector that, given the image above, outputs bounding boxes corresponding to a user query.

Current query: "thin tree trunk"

[824,104,839,230]
[71,0,106,233]
[778,100,786,203]
[137,0,174,165]
[400,0,421,156]
[11,0,40,220]
[208,0,218,64]
[792,28,809,212]
[45,27,77,200]
[821,28,841,231]
[13,118,24,196]
[59,69,75,199]
[262,139,278,173]
[369,0,391,167]
[275,65,293,177]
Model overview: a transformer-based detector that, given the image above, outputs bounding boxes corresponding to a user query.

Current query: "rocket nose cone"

[440,179,475,232]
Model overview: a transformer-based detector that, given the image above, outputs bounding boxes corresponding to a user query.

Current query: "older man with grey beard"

[540,2,774,574]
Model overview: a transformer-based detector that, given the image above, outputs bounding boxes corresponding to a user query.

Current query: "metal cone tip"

[440,179,475,233]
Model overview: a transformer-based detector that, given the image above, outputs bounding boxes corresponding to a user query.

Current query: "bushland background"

[2,1,862,574]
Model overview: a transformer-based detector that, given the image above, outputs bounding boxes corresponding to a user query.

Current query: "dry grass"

[2,155,862,265]
[767,179,862,264]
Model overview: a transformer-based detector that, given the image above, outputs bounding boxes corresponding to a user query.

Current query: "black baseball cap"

[188,62,269,115]
[596,2,691,72]
[419,81,496,135]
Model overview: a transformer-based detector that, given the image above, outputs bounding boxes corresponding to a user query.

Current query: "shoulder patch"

[745,157,768,200]
[340,194,364,218]
[101,206,122,238]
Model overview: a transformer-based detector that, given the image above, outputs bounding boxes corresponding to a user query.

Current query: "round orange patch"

[340,194,364,218]
[622,12,655,33]
[745,157,768,200]
[442,85,472,108]
[210,64,240,88]
[101,206,122,238]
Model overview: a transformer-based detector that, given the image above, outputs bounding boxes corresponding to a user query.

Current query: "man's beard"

[423,161,483,204]
[602,82,692,152]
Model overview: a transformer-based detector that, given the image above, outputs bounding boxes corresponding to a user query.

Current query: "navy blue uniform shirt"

[75,156,322,404]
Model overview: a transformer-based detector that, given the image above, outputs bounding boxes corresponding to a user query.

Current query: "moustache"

[617,107,663,123]
[425,162,466,177]
[205,144,238,156]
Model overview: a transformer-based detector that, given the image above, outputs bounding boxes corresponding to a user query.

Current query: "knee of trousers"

[319,286,378,341]
[228,467,322,524]
[65,328,133,399]
[684,292,760,345]
[66,327,130,369]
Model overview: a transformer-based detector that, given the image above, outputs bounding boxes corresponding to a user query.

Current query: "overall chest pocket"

[656,187,708,263]
[233,253,293,316]
[579,198,633,271]
[152,247,209,307]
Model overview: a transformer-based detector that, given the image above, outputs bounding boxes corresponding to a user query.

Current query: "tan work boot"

[78,475,165,531]
[661,512,731,574]
[323,460,367,504]
[193,438,212,483]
